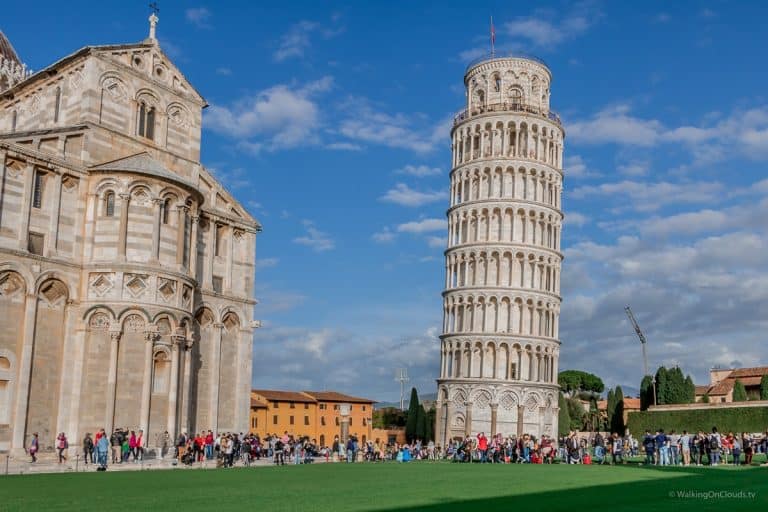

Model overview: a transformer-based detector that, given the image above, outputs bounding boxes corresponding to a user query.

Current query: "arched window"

[137,101,156,140]
[162,198,171,224]
[105,192,115,217]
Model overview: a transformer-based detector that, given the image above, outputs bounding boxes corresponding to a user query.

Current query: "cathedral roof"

[0,30,21,66]
[90,152,201,197]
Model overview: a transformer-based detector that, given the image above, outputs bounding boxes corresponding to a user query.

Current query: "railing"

[465,52,549,73]
[453,102,562,127]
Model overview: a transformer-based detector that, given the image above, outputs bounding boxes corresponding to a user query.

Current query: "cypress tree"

[684,375,696,403]
[425,407,435,442]
[611,386,625,434]
[606,388,616,426]
[416,405,427,441]
[655,367,669,405]
[733,379,748,402]
[761,375,768,400]
[405,387,420,442]
[558,393,570,437]
[640,375,654,410]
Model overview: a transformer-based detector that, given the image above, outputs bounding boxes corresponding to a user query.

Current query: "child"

[121,437,130,462]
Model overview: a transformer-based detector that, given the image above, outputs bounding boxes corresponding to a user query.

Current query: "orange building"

[249,389,375,447]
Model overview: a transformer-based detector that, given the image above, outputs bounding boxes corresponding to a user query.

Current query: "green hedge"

[627,406,768,434]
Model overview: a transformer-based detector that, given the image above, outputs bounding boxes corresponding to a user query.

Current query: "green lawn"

[1,462,766,511]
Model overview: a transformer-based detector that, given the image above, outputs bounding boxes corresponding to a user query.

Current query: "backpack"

[710,434,720,449]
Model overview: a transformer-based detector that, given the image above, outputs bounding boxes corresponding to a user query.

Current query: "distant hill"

[375,392,437,410]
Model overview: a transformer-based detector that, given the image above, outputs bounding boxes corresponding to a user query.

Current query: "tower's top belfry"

[456,54,561,134]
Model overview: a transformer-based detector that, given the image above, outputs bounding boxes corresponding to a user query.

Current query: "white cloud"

[274,19,345,62]
[372,227,396,243]
[617,161,649,177]
[568,104,663,146]
[564,155,599,179]
[395,164,442,178]
[338,98,450,153]
[256,257,279,270]
[380,183,446,207]
[205,77,333,152]
[325,142,362,151]
[293,220,334,252]
[565,212,589,227]
[570,180,724,212]
[185,7,212,29]
[396,218,446,234]
[426,236,447,249]
[503,5,600,48]
[215,67,232,76]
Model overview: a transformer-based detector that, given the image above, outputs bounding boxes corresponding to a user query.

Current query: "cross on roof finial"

[148,2,160,41]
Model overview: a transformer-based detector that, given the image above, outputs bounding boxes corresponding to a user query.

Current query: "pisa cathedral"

[436,54,563,444]
[0,17,260,453]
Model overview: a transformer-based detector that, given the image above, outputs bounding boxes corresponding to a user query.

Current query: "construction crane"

[624,305,657,406]
[395,368,410,410]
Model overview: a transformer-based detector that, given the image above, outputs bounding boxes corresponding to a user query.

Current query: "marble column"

[105,329,121,436]
[117,193,130,259]
[11,292,38,452]
[206,218,215,288]
[67,327,88,442]
[176,205,187,267]
[167,335,182,439]
[209,323,223,434]
[139,329,158,435]
[54,300,76,437]
[150,198,162,262]
[189,215,199,280]
[516,404,524,437]
[434,400,443,445]
[490,404,498,437]
[225,226,235,292]
[180,338,193,434]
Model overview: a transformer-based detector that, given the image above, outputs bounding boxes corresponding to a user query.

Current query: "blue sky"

[6,1,768,400]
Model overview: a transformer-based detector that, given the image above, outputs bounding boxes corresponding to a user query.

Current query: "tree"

[733,379,748,402]
[405,387,420,442]
[558,370,605,397]
[684,375,696,403]
[611,386,625,435]
[760,375,768,400]
[416,405,427,441]
[654,366,696,405]
[558,393,571,437]
[701,394,710,403]
[606,388,616,426]
[566,396,585,431]
[640,375,655,410]
[425,407,436,442]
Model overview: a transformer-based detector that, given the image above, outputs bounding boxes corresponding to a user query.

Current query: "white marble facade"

[0,21,260,453]
[436,55,563,444]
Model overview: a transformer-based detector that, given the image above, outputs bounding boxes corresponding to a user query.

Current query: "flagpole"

[490,16,495,57]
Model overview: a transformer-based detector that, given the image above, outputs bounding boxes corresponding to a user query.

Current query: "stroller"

[181,449,196,466]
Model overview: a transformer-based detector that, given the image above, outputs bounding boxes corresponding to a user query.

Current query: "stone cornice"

[444,243,563,262]
[451,110,564,141]
[450,156,563,177]
[442,286,562,303]
[439,333,562,346]
[447,198,563,220]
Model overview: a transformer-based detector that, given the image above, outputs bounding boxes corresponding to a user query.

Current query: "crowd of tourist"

[26,426,768,470]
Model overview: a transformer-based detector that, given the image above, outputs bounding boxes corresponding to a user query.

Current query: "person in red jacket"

[477,432,489,463]
[205,431,215,460]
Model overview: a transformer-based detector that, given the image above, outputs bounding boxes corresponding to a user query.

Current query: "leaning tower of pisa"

[436,54,564,445]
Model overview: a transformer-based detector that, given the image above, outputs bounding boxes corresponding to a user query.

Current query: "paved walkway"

[0,453,287,476]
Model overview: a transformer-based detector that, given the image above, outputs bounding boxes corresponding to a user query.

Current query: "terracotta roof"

[728,367,768,378]
[708,380,733,396]
[251,390,316,403]
[695,385,710,395]
[303,391,376,404]
[250,398,267,408]
[623,398,641,409]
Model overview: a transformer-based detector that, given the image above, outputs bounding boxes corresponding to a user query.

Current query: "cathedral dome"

[0,30,22,67]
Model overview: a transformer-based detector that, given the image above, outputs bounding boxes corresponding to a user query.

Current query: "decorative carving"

[499,392,517,411]
[0,271,25,299]
[89,312,110,330]
[157,278,176,303]
[38,279,68,308]
[90,273,114,297]
[124,314,145,332]
[109,330,122,342]
[124,274,148,298]
[69,69,85,92]
[61,175,79,192]
[181,285,192,309]
[103,77,129,102]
